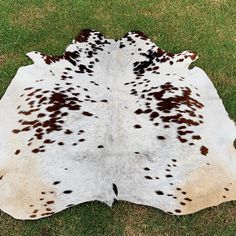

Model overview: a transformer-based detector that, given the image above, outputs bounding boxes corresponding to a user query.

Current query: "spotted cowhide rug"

[0,29,235,220]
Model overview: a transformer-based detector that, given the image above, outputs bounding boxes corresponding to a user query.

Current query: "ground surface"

[0,0,235,235]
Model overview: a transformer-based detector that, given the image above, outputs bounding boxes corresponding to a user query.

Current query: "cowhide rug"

[0,29,235,220]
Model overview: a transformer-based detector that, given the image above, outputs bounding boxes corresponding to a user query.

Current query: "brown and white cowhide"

[0,29,235,220]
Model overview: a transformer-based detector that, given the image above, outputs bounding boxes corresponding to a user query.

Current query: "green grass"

[0,0,235,235]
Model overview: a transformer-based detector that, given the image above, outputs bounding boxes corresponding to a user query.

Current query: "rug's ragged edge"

[26,29,199,71]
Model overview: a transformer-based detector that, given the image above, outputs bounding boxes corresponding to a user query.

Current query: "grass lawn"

[0,0,235,235]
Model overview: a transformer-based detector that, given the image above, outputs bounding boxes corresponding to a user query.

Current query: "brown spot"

[175,209,181,213]
[75,29,93,43]
[155,190,164,195]
[46,201,54,204]
[41,212,54,216]
[177,136,187,143]
[189,52,197,60]
[184,198,192,201]
[15,149,21,155]
[156,48,165,57]
[12,129,20,134]
[145,176,152,179]
[64,129,72,134]
[134,109,143,114]
[32,149,40,153]
[44,51,79,66]
[82,111,93,116]
[177,58,184,62]
[44,139,54,144]
[144,109,152,113]
[133,31,149,40]
[63,190,72,194]
[143,167,150,171]
[178,130,193,135]
[134,124,142,129]
[150,111,159,119]
[166,175,173,178]
[200,146,208,156]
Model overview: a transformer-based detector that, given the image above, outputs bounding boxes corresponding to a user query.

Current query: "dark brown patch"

[41,212,54,216]
[82,111,93,116]
[175,209,181,213]
[63,190,73,194]
[155,190,164,195]
[200,146,208,156]
[74,29,93,43]
[177,136,187,143]
[64,129,72,134]
[166,175,173,178]
[184,198,192,201]
[145,176,152,179]
[15,149,21,155]
[134,109,143,114]
[143,167,150,171]
[46,201,55,204]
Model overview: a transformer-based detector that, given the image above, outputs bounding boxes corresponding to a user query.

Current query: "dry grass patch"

[209,0,228,7]
[210,73,236,88]
[0,52,23,67]
[10,2,57,29]
[116,202,154,236]
[93,5,113,22]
